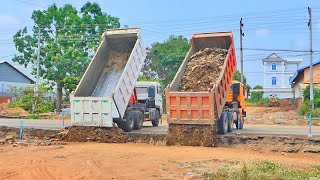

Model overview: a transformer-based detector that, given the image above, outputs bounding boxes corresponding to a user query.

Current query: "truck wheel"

[134,111,144,130]
[152,110,160,127]
[227,112,233,132]
[218,113,228,135]
[122,112,135,132]
[117,121,123,129]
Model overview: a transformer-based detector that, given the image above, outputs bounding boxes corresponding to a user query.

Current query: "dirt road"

[0,143,319,179]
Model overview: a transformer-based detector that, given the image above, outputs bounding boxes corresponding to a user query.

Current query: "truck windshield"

[136,87,148,94]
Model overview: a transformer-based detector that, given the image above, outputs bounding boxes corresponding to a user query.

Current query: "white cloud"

[0,15,20,25]
[255,28,270,38]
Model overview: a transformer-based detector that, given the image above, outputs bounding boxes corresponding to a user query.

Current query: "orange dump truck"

[165,32,246,136]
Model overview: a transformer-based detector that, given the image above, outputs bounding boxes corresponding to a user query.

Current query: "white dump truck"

[70,28,162,132]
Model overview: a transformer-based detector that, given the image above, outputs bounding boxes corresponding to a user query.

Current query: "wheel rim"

[224,118,228,132]
[129,117,134,127]
[139,114,143,126]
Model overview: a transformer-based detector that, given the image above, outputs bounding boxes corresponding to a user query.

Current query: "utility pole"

[32,27,41,114]
[308,7,314,110]
[240,18,244,83]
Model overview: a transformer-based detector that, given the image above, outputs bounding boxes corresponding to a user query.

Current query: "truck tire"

[133,111,144,130]
[151,110,160,127]
[117,121,123,129]
[218,113,228,135]
[227,112,233,132]
[122,112,135,132]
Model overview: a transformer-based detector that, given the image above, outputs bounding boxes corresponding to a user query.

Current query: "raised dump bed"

[165,32,236,145]
[71,28,146,127]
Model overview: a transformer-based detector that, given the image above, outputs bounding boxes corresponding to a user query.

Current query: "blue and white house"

[262,53,301,99]
[0,61,35,96]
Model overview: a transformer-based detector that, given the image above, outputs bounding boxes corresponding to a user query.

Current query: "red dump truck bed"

[165,32,236,124]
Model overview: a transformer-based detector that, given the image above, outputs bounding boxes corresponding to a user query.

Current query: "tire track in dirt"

[72,159,104,179]
[27,159,54,179]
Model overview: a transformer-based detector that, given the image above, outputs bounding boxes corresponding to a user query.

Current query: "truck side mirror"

[148,86,156,98]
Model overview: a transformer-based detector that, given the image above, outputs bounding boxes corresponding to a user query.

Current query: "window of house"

[271,63,276,70]
[272,77,276,85]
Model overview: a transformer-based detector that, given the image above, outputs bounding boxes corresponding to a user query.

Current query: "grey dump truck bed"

[71,28,146,127]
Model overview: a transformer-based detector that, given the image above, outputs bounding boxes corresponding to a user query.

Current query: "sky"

[1,0,320,87]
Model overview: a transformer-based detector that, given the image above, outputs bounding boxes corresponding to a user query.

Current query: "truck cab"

[135,81,163,114]
[116,81,163,132]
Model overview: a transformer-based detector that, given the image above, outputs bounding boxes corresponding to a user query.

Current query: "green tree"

[12,2,120,113]
[233,70,247,86]
[142,35,189,86]
[251,85,263,101]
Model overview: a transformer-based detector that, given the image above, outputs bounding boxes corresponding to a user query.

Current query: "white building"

[262,53,301,99]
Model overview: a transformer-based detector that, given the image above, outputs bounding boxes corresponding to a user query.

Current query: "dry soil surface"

[0,143,319,180]
[245,106,311,126]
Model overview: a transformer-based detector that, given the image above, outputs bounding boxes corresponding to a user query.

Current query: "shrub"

[8,93,55,114]
[300,100,320,117]
[27,114,40,119]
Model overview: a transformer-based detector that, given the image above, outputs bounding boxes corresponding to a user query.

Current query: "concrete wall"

[263,90,294,99]
[292,64,320,99]
[286,63,298,71]
[0,81,34,94]
[303,64,320,81]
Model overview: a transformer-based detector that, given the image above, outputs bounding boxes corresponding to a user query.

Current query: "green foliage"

[247,98,269,105]
[7,92,55,114]
[12,2,120,111]
[138,76,166,88]
[142,35,189,86]
[299,85,320,117]
[300,100,311,116]
[233,70,247,86]
[36,99,55,113]
[299,100,320,117]
[303,85,320,107]
[247,85,264,104]
[27,114,41,119]
[202,161,320,180]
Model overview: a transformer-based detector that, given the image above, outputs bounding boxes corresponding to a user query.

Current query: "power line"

[14,0,46,8]
[240,48,320,53]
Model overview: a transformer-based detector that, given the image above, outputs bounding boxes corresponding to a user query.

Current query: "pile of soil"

[166,124,215,147]
[0,126,58,141]
[180,48,228,92]
[0,103,29,117]
[58,126,130,143]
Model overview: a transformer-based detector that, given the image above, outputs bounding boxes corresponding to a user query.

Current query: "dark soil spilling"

[166,124,215,147]
[58,126,130,143]
[180,48,228,92]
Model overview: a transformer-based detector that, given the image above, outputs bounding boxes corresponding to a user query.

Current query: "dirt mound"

[180,48,228,92]
[58,126,129,143]
[0,103,29,117]
[0,126,59,146]
[246,106,306,126]
[166,124,215,147]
